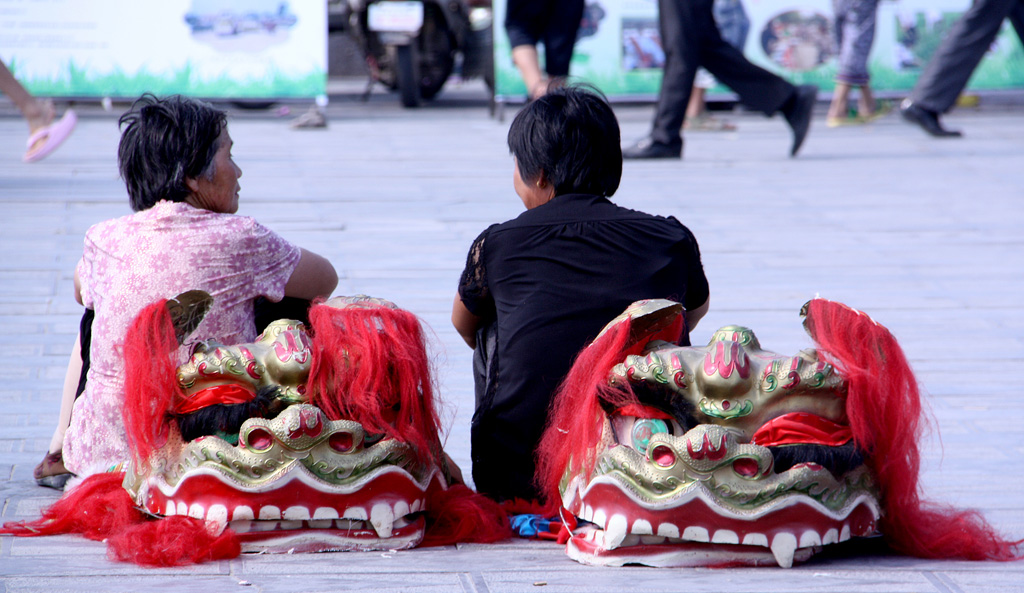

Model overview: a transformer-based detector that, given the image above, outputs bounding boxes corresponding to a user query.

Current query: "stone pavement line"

[2,93,1023,592]
[458,571,491,592]
[922,571,960,593]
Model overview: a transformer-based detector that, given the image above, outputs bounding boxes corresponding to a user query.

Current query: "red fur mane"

[122,299,185,469]
[306,302,443,463]
[536,315,686,512]
[804,298,1021,560]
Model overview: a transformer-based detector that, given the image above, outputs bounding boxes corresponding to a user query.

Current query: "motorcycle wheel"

[396,43,422,108]
[416,4,454,101]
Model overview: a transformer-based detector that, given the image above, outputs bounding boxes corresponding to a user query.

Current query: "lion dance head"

[536,299,1021,568]
[3,292,508,565]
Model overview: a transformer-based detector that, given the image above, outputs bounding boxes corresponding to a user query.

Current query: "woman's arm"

[283,248,338,300]
[451,294,480,349]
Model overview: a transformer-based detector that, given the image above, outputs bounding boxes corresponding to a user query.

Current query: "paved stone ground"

[1,81,1022,592]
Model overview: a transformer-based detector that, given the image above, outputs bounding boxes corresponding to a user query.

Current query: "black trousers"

[75,309,95,399]
[651,0,796,145]
[504,0,585,77]
[470,321,546,501]
[910,0,1024,114]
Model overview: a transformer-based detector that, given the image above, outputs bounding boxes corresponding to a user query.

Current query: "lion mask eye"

[610,407,683,454]
[629,418,669,454]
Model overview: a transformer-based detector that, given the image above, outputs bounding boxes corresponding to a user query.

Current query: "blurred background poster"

[492,0,1024,101]
[0,0,326,99]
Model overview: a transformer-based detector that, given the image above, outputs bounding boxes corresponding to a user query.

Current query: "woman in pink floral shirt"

[49,95,337,481]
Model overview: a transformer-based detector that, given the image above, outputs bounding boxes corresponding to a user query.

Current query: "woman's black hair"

[117,94,227,212]
[507,84,622,197]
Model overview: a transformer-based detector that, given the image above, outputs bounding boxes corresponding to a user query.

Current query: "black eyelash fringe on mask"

[174,385,283,442]
[769,442,866,476]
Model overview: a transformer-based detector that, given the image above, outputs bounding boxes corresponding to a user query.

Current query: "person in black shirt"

[452,86,710,502]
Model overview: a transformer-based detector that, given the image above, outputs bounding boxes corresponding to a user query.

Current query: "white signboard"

[0,0,326,99]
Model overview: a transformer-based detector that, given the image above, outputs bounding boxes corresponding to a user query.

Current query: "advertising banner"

[492,0,1024,101]
[0,0,326,99]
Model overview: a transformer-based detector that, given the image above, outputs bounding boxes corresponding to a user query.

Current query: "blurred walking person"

[900,0,1024,137]
[623,0,818,160]
[683,0,749,132]
[826,0,885,127]
[505,0,585,99]
[0,57,76,162]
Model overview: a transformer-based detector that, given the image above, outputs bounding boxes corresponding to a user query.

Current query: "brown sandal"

[34,451,73,490]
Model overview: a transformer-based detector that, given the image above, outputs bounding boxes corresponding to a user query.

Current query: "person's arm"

[451,294,480,349]
[283,248,338,300]
[685,295,709,333]
[669,222,709,335]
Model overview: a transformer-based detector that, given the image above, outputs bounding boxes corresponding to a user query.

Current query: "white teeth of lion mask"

[125,403,444,553]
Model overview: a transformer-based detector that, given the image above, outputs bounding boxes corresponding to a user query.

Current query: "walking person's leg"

[541,0,585,83]
[623,0,704,158]
[698,29,795,115]
[903,0,1015,136]
[0,58,77,162]
[828,0,881,125]
[697,11,817,156]
[828,0,854,123]
[506,0,548,99]
[1008,0,1024,43]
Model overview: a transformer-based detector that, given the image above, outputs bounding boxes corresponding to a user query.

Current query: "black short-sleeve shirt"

[457,193,709,500]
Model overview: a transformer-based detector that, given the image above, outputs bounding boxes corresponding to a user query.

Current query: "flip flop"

[23,109,77,163]
[826,115,866,128]
[683,115,738,132]
[827,103,893,128]
[861,102,893,123]
[290,105,327,129]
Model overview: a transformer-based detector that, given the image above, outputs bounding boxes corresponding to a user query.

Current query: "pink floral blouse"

[63,201,302,477]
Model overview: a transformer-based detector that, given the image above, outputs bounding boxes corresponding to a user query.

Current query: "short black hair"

[507,84,622,197]
[117,94,227,212]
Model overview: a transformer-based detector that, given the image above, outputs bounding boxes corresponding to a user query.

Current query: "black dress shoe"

[783,84,818,157]
[623,137,682,160]
[900,99,962,137]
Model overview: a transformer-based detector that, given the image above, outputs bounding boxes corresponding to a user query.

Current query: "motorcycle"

[345,0,493,107]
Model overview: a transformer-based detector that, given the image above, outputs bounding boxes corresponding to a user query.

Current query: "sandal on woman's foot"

[290,105,327,129]
[860,101,893,123]
[827,115,866,127]
[683,115,737,131]
[829,102,893,127]
[23,109,77,163]
[34,451,73,490]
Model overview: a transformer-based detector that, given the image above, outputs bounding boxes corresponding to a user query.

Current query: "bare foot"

[529,79,550,100]
[24,98,56,135]
[24,99,57,155]
[22,101,77,162]
[826,100,849,122]
[683,115,737,131]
